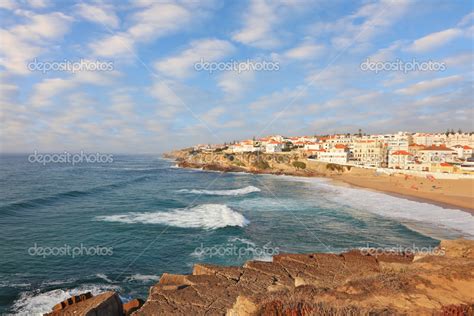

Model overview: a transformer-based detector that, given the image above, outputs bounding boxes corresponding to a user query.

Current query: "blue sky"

[0,0,472,153]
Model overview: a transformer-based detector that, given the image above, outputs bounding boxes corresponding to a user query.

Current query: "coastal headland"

[164,148,474,213]
[45,239,474,315]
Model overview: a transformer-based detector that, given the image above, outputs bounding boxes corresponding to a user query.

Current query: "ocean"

[1,154,473,315]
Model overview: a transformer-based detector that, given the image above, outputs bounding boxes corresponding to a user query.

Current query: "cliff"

[165,149,354,177]
[45,239,474,315]
[165,149,474,211]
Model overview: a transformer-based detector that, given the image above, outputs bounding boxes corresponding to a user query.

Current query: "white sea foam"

[11,284,121,316]
[96,204,249,229]
[0,281,31,288]
[178,185,261,196]
[124,274,161,283]
[291,177,474,239]
[96,273,113,283]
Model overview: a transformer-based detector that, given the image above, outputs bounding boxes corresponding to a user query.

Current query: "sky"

[0,0,473,153]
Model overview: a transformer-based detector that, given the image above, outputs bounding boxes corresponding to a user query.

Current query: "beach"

[170,150,474,214]
[334,172,474,214]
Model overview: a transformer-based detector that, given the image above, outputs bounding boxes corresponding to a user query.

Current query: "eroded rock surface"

[44,291,123,316]
[44,239,474,316]
[134,239,474,316]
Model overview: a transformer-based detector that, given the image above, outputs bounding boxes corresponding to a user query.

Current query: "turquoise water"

[1,154,472,315]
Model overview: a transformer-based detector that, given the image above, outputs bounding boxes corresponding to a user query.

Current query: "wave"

[95,273,113,283]
[96,204,249,229]
[178,185,261,196]
[11,284,121,315]
[0,281,31,288]
[124,274,161,283]
[0,176,151,213]
[284,177,474,239]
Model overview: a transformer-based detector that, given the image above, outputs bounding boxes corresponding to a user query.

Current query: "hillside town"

[193,131,474,174]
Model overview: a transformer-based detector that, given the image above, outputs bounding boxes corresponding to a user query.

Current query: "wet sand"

[332,172,474,214]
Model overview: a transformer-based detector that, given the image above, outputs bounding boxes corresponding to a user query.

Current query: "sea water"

[1,154,472,315]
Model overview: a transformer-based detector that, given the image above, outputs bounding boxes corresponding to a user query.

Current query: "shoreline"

[329,175,474,215]
[172,159,474,215]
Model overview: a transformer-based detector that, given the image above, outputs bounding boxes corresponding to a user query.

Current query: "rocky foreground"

[45,239,474,315]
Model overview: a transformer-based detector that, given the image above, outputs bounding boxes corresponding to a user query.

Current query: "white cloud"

[75,3,119,29]
[128,3,191,42]
[396,75,464,95]
[0,0,19,10]
[311,0,412,50]
[249,87,307,111]
[232,0,314,49]
[408,28,463,53]
[232,0,279,49]
[284,43,325,60]
[89,2,209,58]
[458,11,474,27]
[89,33,135,58]
[442,52,473,68]
[368,41,403,62]
[0,12,73,74]
[217,68,255,97]
[26,0,50,8]
[30,70,119,107]
[154,38,234,78]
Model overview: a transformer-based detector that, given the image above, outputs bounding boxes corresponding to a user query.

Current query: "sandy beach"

[332,171,474,214]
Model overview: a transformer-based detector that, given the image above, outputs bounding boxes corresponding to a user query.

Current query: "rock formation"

[44,239,474,315]
[44,291,124,316]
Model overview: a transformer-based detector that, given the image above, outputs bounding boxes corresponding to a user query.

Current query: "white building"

[451,145,473,159]
[231,141,262,153]
[265,141,283,153]
[446,133,474,147]
[303,142,322,151]
[388,150,413,169]
[419,145,455,164]
[352,140,388,167]
[318,145,349,164]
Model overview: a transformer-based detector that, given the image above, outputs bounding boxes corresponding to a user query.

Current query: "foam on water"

[178,185,261,196]
[96,273,113,283]
[124,274,161,283]
[11,284,121,315]
[296,177,474,239]
[96,204,249,229]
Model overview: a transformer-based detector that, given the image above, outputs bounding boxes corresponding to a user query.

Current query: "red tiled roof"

[422,145,453,151]
[440,162,452,167]
[391,150,412,156]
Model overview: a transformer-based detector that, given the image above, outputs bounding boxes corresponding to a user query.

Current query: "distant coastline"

[164,149,474,213]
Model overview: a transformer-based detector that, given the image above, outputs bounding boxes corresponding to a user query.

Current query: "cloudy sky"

[0,0,472,153]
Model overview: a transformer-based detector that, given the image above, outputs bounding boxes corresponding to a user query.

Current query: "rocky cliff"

[165,149,356,177]
[45,239,474,315]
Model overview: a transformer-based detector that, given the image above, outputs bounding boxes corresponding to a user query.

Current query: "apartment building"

[352,140,388,167]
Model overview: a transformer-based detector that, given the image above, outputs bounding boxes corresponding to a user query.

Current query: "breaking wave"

[11,284,121,315]
[291,177,474,239]
[96,204,249,229]
[124,274,161,283]
[178,185,261,196]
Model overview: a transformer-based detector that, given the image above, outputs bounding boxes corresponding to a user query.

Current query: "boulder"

[44,291,123,316]
[123,298,144,315]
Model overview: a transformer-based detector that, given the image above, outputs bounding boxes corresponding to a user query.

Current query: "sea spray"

[178,185,261,196]
[96,204,249,229]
